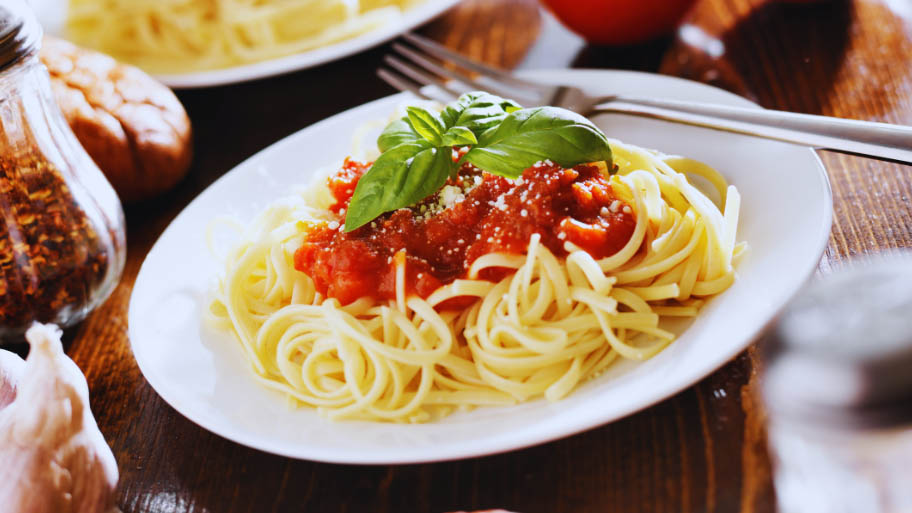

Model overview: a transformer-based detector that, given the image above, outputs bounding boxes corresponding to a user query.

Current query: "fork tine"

[377,67,461,105]
[391,43,535,103]
[376,68,435,101]
[402,32,548,94]
[383,55,463,100]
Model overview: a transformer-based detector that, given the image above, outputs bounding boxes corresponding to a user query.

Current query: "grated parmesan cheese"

[440,185,465,209]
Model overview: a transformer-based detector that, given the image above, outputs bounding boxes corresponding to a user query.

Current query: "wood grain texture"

[47,0,912,512]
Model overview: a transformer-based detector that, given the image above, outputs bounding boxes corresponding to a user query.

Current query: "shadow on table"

[571,35,677,73]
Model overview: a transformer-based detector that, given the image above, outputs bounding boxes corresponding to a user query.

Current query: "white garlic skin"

[0,349,24,409]
[0,323,119,513]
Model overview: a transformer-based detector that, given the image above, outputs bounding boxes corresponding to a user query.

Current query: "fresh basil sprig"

[345,92,516,232]
[344,92,613,232]
[375,92,518,152]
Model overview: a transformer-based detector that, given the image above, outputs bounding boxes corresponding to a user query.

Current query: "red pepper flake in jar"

[0,146,110,337]
[293,159,636,307]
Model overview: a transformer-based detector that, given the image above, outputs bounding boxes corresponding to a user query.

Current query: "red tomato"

[541,0,698,45]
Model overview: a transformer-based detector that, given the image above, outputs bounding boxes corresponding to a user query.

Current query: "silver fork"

[378,32,912,165]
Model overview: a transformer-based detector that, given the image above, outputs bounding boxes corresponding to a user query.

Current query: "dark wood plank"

[56,0,912,512]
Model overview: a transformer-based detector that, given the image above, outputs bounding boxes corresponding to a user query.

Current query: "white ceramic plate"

[41,0,459,89]
[128,69,832,464]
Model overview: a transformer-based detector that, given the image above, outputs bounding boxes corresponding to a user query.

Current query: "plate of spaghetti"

[128,70,832,463]
[44,0,460,88]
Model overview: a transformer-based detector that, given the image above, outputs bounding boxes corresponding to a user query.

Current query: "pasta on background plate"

[65,0,426,73]
[207,94,745,423]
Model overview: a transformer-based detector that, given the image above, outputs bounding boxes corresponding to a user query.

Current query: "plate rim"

[128,68,833,464]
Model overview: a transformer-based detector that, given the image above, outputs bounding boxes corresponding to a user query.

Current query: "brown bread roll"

[39,36,192,203]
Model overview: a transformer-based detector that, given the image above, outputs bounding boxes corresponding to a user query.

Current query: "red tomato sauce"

[293,158,636,306]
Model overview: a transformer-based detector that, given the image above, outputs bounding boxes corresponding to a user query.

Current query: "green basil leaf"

[405,145,454,203]
[460,106,612,178]
[440,126,477,147]
[344,141,451,232]
[406,106,445,145]
[377,118,419,152]
[440,91,522,135]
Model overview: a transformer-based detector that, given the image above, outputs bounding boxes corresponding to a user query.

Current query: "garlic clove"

[0,349,24,410]
[0,323,119,513]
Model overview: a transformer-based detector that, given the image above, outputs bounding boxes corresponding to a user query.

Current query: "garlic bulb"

[0,348,24,409]
[0,323,119,513]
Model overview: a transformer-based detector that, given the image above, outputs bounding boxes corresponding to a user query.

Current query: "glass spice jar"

[0,0,125,341]
[762,253,912,513]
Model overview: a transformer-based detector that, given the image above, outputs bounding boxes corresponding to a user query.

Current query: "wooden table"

[51,0,912,511]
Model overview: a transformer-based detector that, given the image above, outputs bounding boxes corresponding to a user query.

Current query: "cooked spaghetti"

[64,0,426,74]
[207,137,744,423]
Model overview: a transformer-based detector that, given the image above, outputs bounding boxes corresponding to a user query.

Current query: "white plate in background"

[128,69,832,464]
[36,0,460,88]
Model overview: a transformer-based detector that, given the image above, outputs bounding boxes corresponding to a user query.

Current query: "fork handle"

[590,96,912,164]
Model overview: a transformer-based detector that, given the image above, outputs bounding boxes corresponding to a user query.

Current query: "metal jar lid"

[762,252,912,429]
[0,0,41,73]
